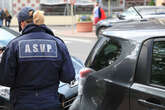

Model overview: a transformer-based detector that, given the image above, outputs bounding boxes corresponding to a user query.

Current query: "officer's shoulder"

[53,35,68,50]
[53,35,65,44]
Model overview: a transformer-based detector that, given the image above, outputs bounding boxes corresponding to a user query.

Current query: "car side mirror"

[117,14,125,20]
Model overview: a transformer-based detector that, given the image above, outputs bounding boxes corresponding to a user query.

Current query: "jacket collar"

[22,23,55,36]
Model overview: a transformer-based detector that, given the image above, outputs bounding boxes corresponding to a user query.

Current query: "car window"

[122,7,139,18]
[0,28,17,47]
[151,41,165,86]
[90,38,121,71]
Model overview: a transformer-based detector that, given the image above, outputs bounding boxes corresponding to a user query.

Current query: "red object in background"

[79,68,94,78]
[94,7,106,24]
[99,7,106,20]
[94,7,107,25]
[94,18,99,25]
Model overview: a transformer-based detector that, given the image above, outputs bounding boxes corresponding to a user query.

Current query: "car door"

[130,38,165,110]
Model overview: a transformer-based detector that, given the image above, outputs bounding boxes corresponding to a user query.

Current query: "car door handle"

[138,99,165,109]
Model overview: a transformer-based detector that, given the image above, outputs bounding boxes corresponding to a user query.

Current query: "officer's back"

[0,7,75,110]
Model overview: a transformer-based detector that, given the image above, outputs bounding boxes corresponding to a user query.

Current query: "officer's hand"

[70,79,78,88]
[0,52,2,63]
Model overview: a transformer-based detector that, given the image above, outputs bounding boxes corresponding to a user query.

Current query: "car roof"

[103,18,165,42]
[134,5,165,9]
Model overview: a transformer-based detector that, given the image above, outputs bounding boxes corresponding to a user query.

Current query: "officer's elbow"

[60,73,75,83]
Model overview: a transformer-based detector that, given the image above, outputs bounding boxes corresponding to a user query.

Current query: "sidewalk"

[50,25,97,38]
[10,16,97,38]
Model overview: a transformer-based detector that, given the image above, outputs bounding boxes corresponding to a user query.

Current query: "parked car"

[0,26,84,110]
[96,6,165,38]
[70,18,165,110]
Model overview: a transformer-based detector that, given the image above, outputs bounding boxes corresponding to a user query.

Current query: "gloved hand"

[0,47,5,63]
[0,52,2,63]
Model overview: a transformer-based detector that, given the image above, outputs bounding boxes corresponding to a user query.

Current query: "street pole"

[144,0,146,5]
[108,0,111,16]
[70,0,74,33]
[71,5,74,33]
[123,0,125,9]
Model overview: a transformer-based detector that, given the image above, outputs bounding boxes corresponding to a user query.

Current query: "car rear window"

[88,37,121,71]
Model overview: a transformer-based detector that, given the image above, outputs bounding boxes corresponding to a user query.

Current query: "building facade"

[123,0,152,8]
[156,0,165,5]
[0,0,161,16]
[12,0,40,15]
[0,0,12,15]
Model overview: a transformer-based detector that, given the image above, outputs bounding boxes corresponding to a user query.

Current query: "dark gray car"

[96,6,165,38]
[70,18,165,110]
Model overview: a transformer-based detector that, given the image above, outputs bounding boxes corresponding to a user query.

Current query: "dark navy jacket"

[0,24,75,110]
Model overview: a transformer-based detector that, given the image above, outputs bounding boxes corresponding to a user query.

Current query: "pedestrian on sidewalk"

[0,7,75,110]
[0,8,5,26]
[4,8,12,27]
[93,0,106,25]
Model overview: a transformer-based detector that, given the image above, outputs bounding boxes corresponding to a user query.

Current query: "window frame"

[86,37,122,71]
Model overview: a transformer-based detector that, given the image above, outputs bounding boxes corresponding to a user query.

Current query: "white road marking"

[64,41,71,44]
[61,37,92,43]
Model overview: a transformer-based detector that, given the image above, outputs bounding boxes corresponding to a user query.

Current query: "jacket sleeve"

[59,44,75,83]
[0,43,17,87]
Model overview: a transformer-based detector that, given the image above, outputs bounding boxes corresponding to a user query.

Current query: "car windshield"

[86,37,121,71]
[0,28,16,47]
[121,7,140,18]
[120,6,165,20]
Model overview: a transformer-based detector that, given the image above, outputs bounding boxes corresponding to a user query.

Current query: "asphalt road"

[61,36,97,63]
[10,26,97,63]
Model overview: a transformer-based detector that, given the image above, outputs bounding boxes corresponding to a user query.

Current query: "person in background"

[33,10,44,25]
[162,2,165,6]
[0,8,5,26]
[93,1,106,25]
[4,8,12,27]
[0,7,75,110]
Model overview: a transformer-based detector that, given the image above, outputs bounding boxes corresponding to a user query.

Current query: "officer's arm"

[60,46,75,83]
[0,44,17,87]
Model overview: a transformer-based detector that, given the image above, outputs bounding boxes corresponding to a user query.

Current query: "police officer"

[0,7,75,110]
